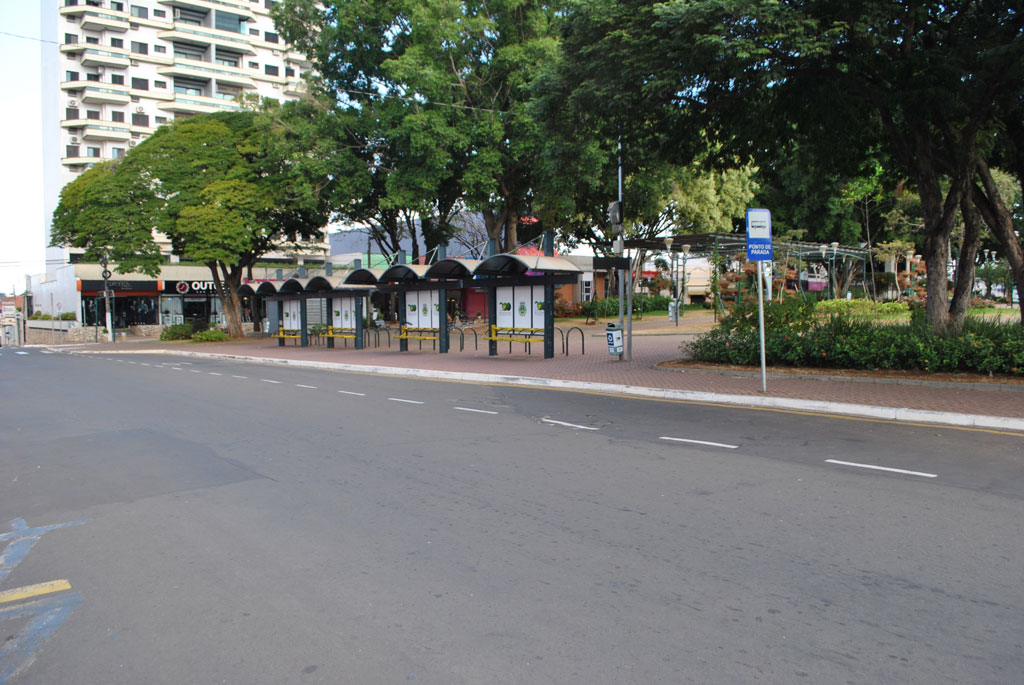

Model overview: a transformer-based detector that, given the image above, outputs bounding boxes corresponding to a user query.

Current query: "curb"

[66,347,1024,433]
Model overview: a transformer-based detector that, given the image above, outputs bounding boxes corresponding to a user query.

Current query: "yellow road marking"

[0,580,72,604]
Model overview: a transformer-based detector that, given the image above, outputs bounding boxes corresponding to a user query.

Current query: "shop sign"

[168,281,217,294]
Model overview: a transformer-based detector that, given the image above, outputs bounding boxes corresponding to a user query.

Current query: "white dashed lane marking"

[826,459,937,478]
[296,384,317,389]
[454,407,498,415]
[261,379,281,384]
[338,390,366,396]
[208,372,222,376]
[542,418,598,431]
[232,375,247,379]
[660,437,739,449]
[388,398,424,404]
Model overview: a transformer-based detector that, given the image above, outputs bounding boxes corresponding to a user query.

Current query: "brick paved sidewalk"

[65,313,1024,423]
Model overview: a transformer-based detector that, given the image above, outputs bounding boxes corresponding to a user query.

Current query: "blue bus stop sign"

[746,208,773,261]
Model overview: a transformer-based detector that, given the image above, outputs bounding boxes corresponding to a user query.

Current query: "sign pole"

[745,208,773,393]
[756,263,767,393]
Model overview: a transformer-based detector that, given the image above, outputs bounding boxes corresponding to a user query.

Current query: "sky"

[0,1,46,296]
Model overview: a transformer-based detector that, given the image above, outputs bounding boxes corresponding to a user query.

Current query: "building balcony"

[81,123,132,142]
[79,48,131,69]
[156,0,256,22]
[283,80,307,96]
[157,59,255,88]
[156,26,257,55]
[157,93,247,115]
[80,85,132,105]
[59,6,131,32]
[61,156,101,167]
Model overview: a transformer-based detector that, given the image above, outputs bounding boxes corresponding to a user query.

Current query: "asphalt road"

[1,349,1023,684]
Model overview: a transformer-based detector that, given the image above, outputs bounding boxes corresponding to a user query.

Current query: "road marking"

[1,518,87,584]
[208,372,222,376]
[261,379,281,384]
[0,580,72,605]
[660,436,739,449]
[825,459,937,478]
[140,363,150,366]
[189,369,200,373]
[296,384,317,389]
[127,361,136,364]
[388,398,424,404]
[41,351,53,355]
[542,418,599,431]
[338,390,366,396]
[170,367,183,371]
[454,407,498,415]
[232,375,247,379]
[15,351,28,355]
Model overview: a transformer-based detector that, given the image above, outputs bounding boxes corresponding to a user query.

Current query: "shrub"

[160,323,193,341]
[191,329,229,342]
[687,309,1024,375]
[190,319,210,334]
[59,312,77,321]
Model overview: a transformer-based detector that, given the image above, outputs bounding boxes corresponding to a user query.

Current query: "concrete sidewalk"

[59,314,1024,432]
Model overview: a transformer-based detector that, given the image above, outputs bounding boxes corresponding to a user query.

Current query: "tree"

[50,161,164,276]
[53,108,343,337]
[557,0,1024,332]
[274,0,561,252]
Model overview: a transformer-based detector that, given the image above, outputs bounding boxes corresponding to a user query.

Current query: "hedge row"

[687,300,1024,375]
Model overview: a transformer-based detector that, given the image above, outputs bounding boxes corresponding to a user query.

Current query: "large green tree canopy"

[556,0,1024,329]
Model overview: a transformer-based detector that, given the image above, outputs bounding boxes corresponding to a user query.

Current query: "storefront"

[79,280,160,327]
[160,280,225,326]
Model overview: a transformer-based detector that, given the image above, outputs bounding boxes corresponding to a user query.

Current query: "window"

[248,61,258,70]
[214,11,244,33]
[173,78,205,96]
[249,28,259,36]
[285,67,295,77]
[215,50,240,67]
[154,80,166,88]
[111,111,125,122]
[86,110,100,119]
[65,0,79,6]
[264,0,277,8]
[264,31,278,44]
[130,5,148,19]
[111,74,124,85]
[155,116,167,124]
[264,65,278,76]
[66,107,80,120]
[110,37,123,48]
[86,73,101,81]
[176,7,205,25]
[85,36,99,45]
[86,146,101,157]
[130,95,140,102]
[153,9,165,18]
[215,84,240,100]
[64,33,78,44]
[173,43,205,60]
[153,44,166,53]
[131,41,148,54]
[111,1,124,10]
[131,77,148,90]
[65,70,80,81]
[66,145,80,157]
[112,147,126,159]
[132,112,149,127]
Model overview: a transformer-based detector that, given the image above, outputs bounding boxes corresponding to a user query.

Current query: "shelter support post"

[299,297,309,347]
[325,298,334,349]
[398,290,408,352]
[355,296,364,350]
[438,286,449,354]
[488,286,498,357]
[543,230,555,359]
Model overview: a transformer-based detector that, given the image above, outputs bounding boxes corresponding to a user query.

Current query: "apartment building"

[43,0,319,273]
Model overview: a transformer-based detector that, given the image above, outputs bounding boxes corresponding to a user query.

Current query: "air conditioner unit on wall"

[96,66,104,74]
[129,140,136,146]
[69,99,77,106]
[136,106,145,112]
[173,9,181,19]
[70,136,78,143]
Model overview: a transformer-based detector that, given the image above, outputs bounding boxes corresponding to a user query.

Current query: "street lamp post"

[679,244,690,323]
[830,242,840,299]
[664,236,676,323]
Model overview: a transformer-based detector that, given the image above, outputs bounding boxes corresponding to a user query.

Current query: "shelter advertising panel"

[495,286,515,328]
[281,299,302,328]
[332,296,357,327]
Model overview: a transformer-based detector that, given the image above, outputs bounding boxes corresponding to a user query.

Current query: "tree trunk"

[973,160,1024,325]
[949,194,982,322]
[211,262,244,338]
